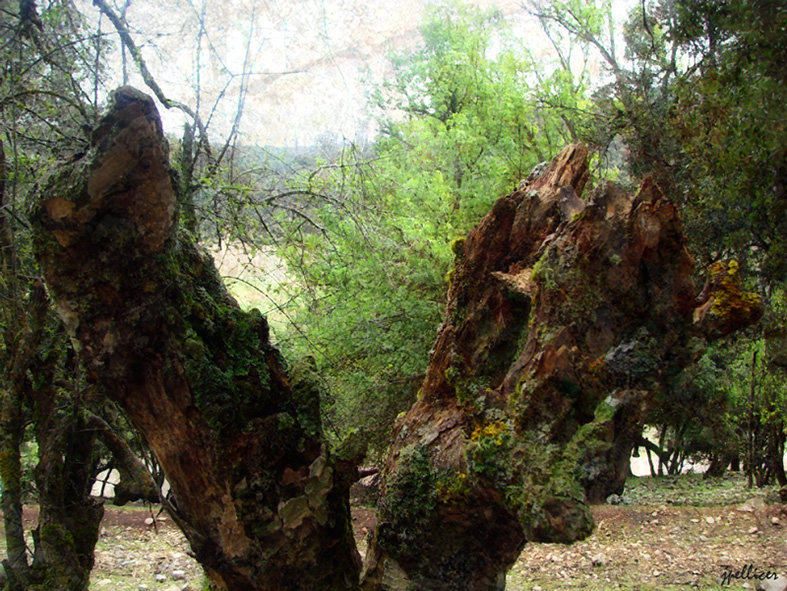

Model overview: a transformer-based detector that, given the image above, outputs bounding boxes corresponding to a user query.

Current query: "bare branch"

[84,412,160,505]
[92,0,212,158]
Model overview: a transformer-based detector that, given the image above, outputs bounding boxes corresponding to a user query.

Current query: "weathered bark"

[361,145,762,591]
[32,87,361,591]
[31,354,104,591]
[0,140,32,588]
[2,137,103,591]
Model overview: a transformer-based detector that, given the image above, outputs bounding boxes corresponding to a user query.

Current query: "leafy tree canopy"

[273,2,589,453]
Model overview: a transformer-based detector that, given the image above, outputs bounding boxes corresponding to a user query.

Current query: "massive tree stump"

[361,144,761,590]
[32,88,361,591]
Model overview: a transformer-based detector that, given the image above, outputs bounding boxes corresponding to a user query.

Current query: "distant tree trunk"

[706,452,736,478]
[772,422,787,486]
[657,425,669,476]
[29,347,104,591]
[0,137,31,588]
[32,87,361,591]
[361,145,762,591]
[748,351,758,488]
[2,139,103,591]
[84,412,161,506]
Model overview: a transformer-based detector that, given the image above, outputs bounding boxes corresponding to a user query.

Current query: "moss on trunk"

[362,145,762,591]
[32,87,361,591]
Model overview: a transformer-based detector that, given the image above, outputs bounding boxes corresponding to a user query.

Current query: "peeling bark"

[32,88,360,591]
[361,144,762,590]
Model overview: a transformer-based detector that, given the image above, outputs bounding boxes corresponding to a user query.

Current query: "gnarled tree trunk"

[361,144,762,591]
[2,139,104,591]
[32,87,361,591]
[31,89,761,591]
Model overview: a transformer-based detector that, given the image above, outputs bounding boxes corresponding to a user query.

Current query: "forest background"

[0,0,786,589]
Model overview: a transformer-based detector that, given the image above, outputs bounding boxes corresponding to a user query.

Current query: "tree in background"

[527,0,787,486]
[0,3,165,589]
[273,3,591,453]
[0,2,105,588]
[647,0,787,485]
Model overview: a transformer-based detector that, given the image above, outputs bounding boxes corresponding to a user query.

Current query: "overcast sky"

[79,0,633,147]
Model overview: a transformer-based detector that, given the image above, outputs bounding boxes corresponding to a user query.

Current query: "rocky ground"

[2,473,785,590]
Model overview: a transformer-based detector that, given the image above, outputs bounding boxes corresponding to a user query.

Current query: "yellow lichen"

[588,357,606,376]
[470,421,509,445]
[709,259,761,319]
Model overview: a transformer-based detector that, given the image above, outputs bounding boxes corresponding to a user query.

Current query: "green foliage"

[273,3,587,455]
[645,317,787,485]
[670,1,787,282]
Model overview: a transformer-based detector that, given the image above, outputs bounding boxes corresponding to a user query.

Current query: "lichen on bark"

[361,144,762,591]
[32,87,361,591]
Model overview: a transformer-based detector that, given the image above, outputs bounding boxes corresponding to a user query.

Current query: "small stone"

[740,498,767,513]
[748,526,759,534]
[690,519,699,523]
[756,575,787,591]
[772,517,780,525]
[171,570,186,581]
[705,516,715,524]
[591,553,609,567]
[533,587,543,591]
[155,574,167,583]
[97,580,112,588]
[138,586,150,591]
[144,517,155,526]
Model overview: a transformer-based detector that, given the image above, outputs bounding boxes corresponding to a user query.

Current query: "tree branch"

[92,0,212,159]
[84,412,161,505]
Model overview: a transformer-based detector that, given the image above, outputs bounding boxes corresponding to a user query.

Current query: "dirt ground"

[2,473,786,590]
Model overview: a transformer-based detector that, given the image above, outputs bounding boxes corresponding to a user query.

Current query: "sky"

[78,0,634,148]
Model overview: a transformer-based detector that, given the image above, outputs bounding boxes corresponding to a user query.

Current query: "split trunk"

[32,90,760,591]
[32,88,361,591]
[361,144,761,590]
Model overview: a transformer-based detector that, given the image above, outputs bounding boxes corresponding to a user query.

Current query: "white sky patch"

[78,0,637,147]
